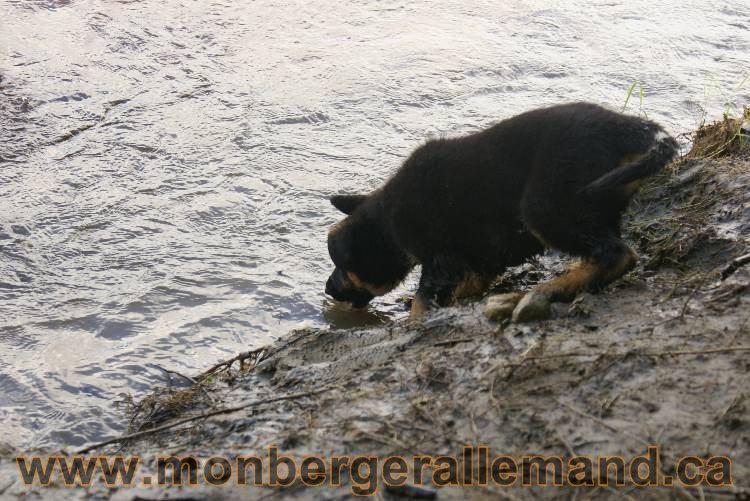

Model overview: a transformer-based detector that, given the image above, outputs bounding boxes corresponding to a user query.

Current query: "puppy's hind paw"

[484,292,524,321]
[511,291,551,323]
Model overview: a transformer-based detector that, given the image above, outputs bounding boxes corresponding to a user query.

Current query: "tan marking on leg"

[600,246,638,283]
[535,246,638,302]
[512,247,637,323]
[536,260,600,302]
[410,294,429,318]
[452,272,491,301]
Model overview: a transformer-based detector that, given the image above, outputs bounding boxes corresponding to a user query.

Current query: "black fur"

[581,134,679,194]
[325,102,678,312]
[330,194,367,215]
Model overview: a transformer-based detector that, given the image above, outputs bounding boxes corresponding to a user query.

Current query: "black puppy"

[325,102,678,321]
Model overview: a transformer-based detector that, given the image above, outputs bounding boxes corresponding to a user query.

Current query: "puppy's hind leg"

[512,236,638,322]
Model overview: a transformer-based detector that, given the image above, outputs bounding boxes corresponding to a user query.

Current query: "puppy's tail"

[581,131,679,195]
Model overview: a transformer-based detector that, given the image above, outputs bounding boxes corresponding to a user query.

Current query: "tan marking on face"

[346,271,397,296]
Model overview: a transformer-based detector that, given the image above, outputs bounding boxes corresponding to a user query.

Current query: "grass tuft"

[686,107,750,159]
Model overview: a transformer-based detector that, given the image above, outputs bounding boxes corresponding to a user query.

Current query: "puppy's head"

[325,194,402,308]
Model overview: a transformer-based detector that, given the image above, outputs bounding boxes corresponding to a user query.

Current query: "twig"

[709,283,749,303]
[0,481,14,496]
[358,430,409,450]
[643,346,750,357]
[148,364,199,386]
[198,348,268,381]
[555,432,576,458]
[526,345,750,362]
[433,338,473,347]
[147,365,219,403]
[677,271,714,319]
[77,385,338,454]
[556,399,651,448]
[721,252,750,279]
[483,346,750,382]
[603,486,638,501]
[385,484,437,499]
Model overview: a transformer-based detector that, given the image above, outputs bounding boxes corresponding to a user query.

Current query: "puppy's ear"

[330,194,367,215]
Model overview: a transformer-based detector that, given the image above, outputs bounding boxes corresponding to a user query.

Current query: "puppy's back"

[377,103,669,265]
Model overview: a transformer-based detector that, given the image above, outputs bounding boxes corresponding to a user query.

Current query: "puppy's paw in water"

[484,292,524,321]
[511,291,552,322]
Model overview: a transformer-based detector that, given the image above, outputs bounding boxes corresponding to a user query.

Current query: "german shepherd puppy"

[325,102,678,321]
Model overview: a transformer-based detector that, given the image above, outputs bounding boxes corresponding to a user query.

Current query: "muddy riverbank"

[2,115,749,499]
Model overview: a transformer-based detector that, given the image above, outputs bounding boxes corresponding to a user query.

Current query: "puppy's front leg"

[410,278,449,318]
[410,263,489,318]
[409,261,459,318]
[410,292,430,317]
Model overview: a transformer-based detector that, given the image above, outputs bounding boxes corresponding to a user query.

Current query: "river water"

[0,0,748,450]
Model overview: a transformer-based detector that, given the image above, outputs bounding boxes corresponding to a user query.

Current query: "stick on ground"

[77,385,338,454]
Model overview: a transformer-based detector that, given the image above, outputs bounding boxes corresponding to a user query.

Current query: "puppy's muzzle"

[326,268,374,308]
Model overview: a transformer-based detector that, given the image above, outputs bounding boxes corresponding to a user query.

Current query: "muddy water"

[0,0,748,449]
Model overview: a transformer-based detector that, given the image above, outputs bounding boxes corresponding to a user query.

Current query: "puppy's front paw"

[512,291,551,322]
[484,292,524,321]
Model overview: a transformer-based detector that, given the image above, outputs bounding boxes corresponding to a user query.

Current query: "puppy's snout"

[326,268,343,297]
[324,268,374,308]
[325,273,338,297]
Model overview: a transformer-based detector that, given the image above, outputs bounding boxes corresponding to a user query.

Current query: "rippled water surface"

[1,0,748,449]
